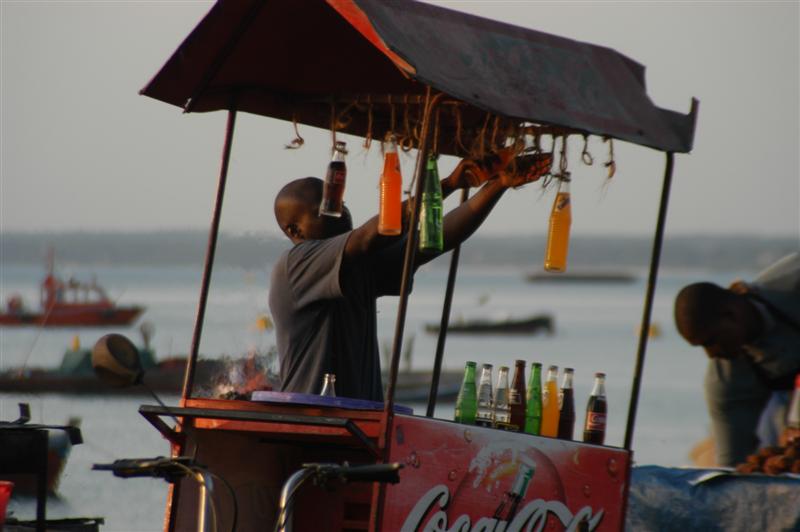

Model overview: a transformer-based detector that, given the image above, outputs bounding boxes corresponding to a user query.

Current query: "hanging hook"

[581,134,594,165]
[284,114,305,150]
[363,94,374,150]
[603,136,616,178]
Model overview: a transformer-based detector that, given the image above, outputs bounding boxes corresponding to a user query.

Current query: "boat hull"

[0,306,143,327]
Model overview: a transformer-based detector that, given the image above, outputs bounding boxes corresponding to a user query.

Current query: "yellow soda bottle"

[544,178,571,272]
[540,365,560,437]
[378,135,403,235]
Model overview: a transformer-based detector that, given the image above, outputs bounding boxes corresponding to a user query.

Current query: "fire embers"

[202,350,279,400]
[735,439,800,475]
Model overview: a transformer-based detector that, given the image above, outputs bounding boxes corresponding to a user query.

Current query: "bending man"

[674,253,800,465]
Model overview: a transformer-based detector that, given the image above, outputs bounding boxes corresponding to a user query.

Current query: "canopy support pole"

[426,188,469,417]
[181,108,238,400]
[624,151,674,450]
[372,88,442,530]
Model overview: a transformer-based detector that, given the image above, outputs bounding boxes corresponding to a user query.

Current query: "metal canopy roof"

[141,0,697,154]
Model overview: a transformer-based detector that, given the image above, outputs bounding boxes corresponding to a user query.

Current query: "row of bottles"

[454,360,607,444]
[319,140,570,272]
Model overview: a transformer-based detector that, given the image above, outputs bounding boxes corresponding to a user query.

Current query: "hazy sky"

[1,1,798,238]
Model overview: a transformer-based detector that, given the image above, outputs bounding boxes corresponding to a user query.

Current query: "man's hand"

[496,152,554,188]
[443,158,487,190]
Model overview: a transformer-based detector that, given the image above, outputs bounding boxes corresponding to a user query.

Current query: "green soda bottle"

[419,154,444,252]
[524,362,543,434]
[454,361,477,424]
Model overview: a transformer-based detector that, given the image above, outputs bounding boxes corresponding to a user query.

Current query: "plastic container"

[0,480,14,525]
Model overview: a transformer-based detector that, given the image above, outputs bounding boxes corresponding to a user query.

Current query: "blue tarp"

[627,465,800,532]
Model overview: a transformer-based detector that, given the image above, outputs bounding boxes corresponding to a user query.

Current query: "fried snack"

[745,453,765,467]
[763,455,792,475]
[757,446,783,458]
[784,444,800,459]
[791,459,800,474]
[735,462,760,474]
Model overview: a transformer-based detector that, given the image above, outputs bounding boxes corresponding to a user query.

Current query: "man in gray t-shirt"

[269,153,550,401]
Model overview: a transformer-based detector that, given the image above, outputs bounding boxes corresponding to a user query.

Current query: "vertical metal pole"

[381,89,444,428]
[181,108,238,400]
[624,152,674,450]
[372,89,442,531]
[426,188,469,417]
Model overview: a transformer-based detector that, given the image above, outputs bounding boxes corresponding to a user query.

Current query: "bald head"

[674,282,731,340]
[274,177,352,243]
[674,282,762,358]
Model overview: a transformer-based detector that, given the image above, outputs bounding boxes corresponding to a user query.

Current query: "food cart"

[131,1,698,530]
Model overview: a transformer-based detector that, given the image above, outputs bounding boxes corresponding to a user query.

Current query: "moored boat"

[425,314,554,335]
[0,250,144,328]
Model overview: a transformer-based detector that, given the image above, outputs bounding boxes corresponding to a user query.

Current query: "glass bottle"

[524,362,543,435]
[454,361,477,425]
[494,366,511,429]
[557,368,575,440]
[319,141,347,217]
[378,135,403,235]
[475,363,494,428]
[540,365,559,437]
[509,360,527,432]
[419,154,443,252]
[583,372,608,445]
[320,373,336,397]
[544,177,571,272]
[492,460,535,522]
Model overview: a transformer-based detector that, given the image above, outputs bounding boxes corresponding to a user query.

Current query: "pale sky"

[1,1,798,238]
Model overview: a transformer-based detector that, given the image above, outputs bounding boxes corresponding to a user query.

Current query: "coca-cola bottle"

[583,372,607,445]
[319,141,347,217]
[492,459,536,522]
[475,364,494,428]
[494,366,511,430]
[509,360,527,432]
[557,368,575,440]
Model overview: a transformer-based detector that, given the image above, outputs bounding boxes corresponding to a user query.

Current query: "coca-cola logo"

[586,413,606,430]
[401,484,604,532]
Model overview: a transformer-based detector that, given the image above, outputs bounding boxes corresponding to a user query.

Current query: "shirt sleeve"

[285,233,349,307]
[704,357,771,466]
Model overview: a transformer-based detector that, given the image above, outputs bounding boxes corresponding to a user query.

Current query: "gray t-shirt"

[268,232,405,401]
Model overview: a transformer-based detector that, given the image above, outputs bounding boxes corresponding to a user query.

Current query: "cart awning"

[141,0,697,154]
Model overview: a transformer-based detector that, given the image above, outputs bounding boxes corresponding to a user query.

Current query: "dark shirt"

[269,232,405,401]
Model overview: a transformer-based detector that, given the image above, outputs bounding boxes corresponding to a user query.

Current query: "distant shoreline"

[1,230,796,271]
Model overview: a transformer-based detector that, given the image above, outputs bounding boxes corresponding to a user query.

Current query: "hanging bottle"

[524,362,543,435]
[419,154,444,252]
[378,135,403,235]
[319,141,348,217]
[454,361,478,425]
[557,368,576,440]
[475,364,494,428]
[540,365,559,437]
[544,177,571,272]
[320,373,336,397]
[583,372,608,445]
[494,366,511,429]
[509,360,527,432]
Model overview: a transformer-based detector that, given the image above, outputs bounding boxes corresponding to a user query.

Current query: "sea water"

[0,262,755,530]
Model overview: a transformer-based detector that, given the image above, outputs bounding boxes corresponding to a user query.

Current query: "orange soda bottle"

[544,177,571,272]
[378,135,403,236]
[540,365,560,437]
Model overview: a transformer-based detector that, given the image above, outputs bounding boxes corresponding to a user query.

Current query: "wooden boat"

[0,251,143,328]
[425,314,554,335]
[525,270,638,283]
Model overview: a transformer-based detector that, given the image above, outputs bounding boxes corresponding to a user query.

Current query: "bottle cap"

[532,362,542,367]
[595,372,606,378]
[564,367,574,374]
